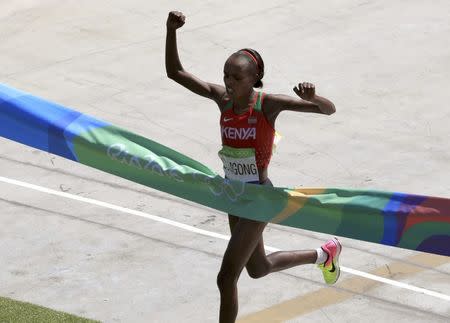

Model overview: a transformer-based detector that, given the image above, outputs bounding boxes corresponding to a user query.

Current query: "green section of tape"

[280,190,344,234]
[335,189,387,241]
[69,124,448,256]
[279,188,388,241]
[72,125,288,221]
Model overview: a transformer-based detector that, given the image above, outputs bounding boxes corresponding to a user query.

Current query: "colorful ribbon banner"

[0,83,449,257]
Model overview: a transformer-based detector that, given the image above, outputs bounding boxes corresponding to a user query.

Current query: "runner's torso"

[219,91,275,183]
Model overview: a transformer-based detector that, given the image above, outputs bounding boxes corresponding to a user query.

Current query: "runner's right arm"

[165,11,225,105]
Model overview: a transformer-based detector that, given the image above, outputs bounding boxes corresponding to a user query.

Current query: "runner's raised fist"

[167,11,186,30]
[293,82,316,101]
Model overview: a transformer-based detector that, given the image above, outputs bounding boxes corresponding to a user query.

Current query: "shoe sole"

[331,237,342,284]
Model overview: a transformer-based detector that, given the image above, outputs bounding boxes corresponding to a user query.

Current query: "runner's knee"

[217,268,239,292]
[246,262,270,279]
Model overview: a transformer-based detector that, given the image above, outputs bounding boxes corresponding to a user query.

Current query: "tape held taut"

[0,83,449,257]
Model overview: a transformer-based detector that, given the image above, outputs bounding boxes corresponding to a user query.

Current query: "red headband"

[240,50,259,69]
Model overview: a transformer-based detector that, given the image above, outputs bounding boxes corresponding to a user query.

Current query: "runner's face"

[223,55,257,97]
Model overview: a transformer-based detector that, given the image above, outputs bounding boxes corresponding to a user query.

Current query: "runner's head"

[223,48,264,96]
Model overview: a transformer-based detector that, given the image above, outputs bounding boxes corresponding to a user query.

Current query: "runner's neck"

[232,91,257,115]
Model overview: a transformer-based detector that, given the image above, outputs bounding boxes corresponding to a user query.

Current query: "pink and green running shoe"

[318,237,342,285]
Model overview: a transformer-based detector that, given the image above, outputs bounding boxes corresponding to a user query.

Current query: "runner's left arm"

[264,82,336,118]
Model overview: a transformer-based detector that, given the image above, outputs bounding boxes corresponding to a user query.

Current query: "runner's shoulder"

[260,92,281,113]
[208,83,226,102]
[217,92,233,112]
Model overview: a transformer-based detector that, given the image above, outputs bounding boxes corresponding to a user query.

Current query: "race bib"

[218,146,259,182]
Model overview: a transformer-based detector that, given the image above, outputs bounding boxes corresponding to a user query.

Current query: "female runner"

[165,11,341,323]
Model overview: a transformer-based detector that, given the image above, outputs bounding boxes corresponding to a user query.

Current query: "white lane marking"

[0,175,449,302]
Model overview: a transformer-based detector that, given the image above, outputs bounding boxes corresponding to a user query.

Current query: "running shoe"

[318,237,342,285]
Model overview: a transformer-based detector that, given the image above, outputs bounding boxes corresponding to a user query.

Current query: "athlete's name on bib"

[221,127,256,140]
[224,161,258,177]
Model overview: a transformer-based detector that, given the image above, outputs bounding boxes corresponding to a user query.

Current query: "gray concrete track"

[0,1,449,322]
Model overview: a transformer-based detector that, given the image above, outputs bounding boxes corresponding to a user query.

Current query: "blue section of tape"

[381,193,428,246]
[0,83,109,161]
[48,110,81,161]
[1,85,51,152]
[381,193,406,246]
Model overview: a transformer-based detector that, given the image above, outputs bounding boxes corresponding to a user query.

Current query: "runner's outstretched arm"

[264,82,336,120]
[165,11,225,105]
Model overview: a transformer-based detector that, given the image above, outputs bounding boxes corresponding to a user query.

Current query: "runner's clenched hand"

[293,82,316,101]
[167,11,186,30]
